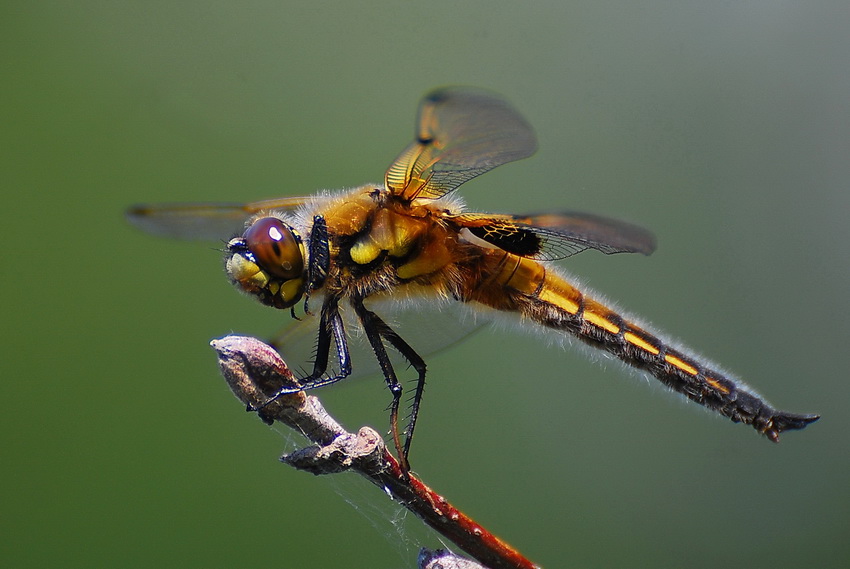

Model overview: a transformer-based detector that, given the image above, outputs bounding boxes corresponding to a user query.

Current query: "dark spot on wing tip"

[417,135,434,145]
[126,205,146,217]
[425,91,449,103]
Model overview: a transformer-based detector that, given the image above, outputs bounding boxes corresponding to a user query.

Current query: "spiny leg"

[351,298,425,473]
[372,318,427,464]
[350,298,404,469]
[297,295,352,390]
[258,296,352,421]
[304,215,330,315]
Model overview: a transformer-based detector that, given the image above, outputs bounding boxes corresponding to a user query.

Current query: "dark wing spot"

[468,225,542,257]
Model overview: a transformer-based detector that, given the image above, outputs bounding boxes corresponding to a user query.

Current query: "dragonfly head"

[225,217,306,309]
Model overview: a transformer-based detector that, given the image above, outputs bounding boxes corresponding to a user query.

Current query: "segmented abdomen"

[466,251,817,440]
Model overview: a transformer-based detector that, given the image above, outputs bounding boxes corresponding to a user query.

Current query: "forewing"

[126,197,308,241]
[451,211,656,260]
[385,88,537,201]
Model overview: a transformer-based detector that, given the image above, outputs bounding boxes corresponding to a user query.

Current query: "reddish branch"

[211,335,541,569]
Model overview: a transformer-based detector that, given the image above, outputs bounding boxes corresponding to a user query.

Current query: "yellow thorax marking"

[350,209,419,265]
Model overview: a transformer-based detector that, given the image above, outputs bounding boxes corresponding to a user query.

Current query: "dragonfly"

[128,87,818,471]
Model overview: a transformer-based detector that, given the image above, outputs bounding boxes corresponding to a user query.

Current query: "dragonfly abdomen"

[468,252,817,441]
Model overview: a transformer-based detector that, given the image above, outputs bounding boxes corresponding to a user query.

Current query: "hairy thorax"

[316,186,478,301]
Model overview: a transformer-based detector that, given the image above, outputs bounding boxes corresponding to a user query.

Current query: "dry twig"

[211,335,541,569]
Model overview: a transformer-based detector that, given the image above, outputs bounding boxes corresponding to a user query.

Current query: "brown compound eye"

[243,217,303,280]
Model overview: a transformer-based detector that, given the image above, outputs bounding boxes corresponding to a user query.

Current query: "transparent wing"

[126,197,309,241]
[385,87,537,201]
[451,211,656,260]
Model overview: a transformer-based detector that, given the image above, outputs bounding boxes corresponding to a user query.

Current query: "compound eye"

[244,217,303,280]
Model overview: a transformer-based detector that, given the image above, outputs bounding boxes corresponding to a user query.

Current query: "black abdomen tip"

[764,412,820,442]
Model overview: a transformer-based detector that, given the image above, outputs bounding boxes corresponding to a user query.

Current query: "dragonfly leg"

[374,320,427,467]
[352,298,426,473]
[303,215,330,316]
[256,296,352,419]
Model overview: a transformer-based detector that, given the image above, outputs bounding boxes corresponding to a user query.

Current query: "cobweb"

[268,423,454,568]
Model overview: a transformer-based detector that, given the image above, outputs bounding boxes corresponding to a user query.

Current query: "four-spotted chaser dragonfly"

[129,87,818,471]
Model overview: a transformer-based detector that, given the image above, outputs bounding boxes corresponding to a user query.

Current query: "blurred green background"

[3,2,848,568]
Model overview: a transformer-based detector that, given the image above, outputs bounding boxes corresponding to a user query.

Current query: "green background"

[3,2,848,568]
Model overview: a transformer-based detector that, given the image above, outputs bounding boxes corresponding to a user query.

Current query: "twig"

[211,335,542,569]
